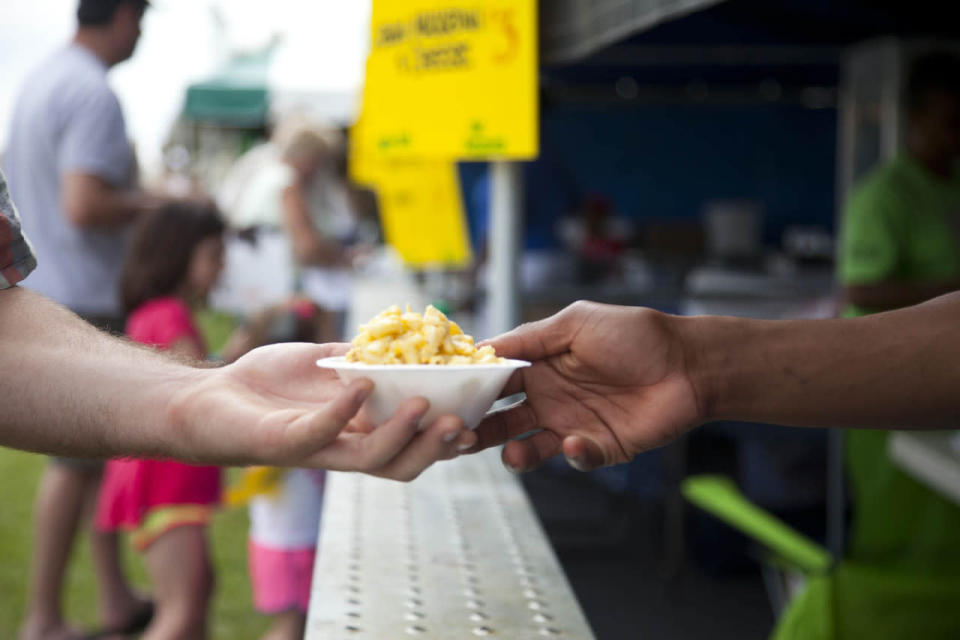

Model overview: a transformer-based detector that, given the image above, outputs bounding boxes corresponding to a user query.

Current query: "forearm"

[0,287,201,458]
[844,280,960,313]
[97,189,151,226]
[282,184,347,266]
[62,173,159,228]
[297,234,347,267]
[79,189,155,227]
[680,292,960,429]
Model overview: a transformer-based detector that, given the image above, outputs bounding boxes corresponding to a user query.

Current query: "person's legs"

[142,525,214,640]
[80,457,143,629]
[81,312,150,633]
[18,462,98,640]
[259,611,306,640]
[88,521,151,631]
[248,538,316,640]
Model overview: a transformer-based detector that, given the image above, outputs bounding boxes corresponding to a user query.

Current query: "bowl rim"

[316,355,531,371]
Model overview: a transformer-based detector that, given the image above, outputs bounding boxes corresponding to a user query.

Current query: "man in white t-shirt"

[3,1,159,638]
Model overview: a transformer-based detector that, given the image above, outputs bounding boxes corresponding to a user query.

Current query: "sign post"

[352,0,538,330]
[489,161,523,333]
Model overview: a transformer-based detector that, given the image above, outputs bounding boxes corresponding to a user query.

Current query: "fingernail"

[413,414,428,431]
[566,454,588,471]
[354,386,371,403]
[456,432,478,451]
[443,430,461,443]
[503,460,522,474]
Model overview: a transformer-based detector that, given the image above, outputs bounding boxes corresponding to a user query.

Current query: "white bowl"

[316,356,531,429]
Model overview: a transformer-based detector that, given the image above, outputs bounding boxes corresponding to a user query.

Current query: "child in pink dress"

[247,467,326,640]
[96,201,226,640]
[225,300,336,640]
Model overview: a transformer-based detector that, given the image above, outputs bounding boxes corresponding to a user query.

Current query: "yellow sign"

[350,115,473,267]
[348,116,380,188]
[358,0,538,160]
[357,154,474,268]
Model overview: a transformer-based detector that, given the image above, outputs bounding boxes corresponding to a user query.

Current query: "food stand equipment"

[305,449,595,639]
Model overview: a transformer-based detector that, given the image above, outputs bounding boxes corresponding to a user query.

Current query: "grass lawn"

[0,447,271,639]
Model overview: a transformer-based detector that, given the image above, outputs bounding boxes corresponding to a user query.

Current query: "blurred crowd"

[2,2,381,639]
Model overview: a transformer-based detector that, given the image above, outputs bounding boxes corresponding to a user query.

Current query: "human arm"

[281,182,347,267]
[688,292,960,430]
[843,280,960,312]
[56,82,162,228]
[470,295,960,472]
[60,172,161,228]
[0,286,475,480]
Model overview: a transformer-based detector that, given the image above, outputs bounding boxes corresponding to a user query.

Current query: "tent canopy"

[542,0,724,63]
[542,0,960,64]
[183,46,273,127]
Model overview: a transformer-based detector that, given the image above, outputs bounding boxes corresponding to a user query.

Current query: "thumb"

[562,434,608,471]
[482,301,588,362]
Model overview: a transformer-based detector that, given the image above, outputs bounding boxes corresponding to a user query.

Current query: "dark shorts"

[50,312,126,470]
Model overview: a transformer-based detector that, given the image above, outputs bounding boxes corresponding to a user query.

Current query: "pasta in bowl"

[318,305,529,428]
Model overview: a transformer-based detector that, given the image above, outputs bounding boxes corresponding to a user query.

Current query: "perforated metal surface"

[306,450,596,639]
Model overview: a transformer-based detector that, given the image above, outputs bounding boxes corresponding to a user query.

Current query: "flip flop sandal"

[82,601,155,639]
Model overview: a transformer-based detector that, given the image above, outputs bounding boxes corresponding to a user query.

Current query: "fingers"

[314,342,351,358]
[501,430,563,473]
[500,433,609,474]
[497,370,526,398]
[322,396,431,470]
[367,415,475,481]
[500,432,610,474]
[467,400,539,453]
[561,435,607,471]
[294,342,351,378]
[270,379,374,457]
[481,301,592,361]
[499,433,607,474]
[300,401,476,481]
[240,342,351,382]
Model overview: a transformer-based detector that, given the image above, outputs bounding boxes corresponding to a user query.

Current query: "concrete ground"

[522,462,775,640]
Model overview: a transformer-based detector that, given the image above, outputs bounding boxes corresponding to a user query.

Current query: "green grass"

[0,448,271,639]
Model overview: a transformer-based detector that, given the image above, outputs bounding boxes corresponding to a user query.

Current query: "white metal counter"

[306,449,596,639]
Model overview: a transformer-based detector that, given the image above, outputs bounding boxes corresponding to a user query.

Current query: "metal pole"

[488,161,522,335]
[826,428,845,558]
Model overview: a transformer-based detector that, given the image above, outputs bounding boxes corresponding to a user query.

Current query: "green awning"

[184,84,267,126]
[183,45,274,126]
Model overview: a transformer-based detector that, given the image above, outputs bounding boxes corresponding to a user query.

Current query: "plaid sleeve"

[0,170,38,289]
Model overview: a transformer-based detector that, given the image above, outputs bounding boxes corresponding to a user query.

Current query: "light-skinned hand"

[169,342,477,481]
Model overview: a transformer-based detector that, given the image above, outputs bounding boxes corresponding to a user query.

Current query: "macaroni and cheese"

[345,305,505,365]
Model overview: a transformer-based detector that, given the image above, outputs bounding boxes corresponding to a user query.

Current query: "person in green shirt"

[838,49,960,601]
[841,51,960,316]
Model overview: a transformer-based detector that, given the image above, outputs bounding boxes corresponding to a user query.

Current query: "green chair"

[683,473,960,639]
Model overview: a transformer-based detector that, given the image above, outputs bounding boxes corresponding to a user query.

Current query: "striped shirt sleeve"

[0,170,38,289]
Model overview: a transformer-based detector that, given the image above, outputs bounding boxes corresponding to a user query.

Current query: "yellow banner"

[357,154,473,268]
[358,0,538,160]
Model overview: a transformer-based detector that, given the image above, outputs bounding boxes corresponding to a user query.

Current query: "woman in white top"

[279,129,358,318]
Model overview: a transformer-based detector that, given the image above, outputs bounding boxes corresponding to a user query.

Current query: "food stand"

[306,450,595,639]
